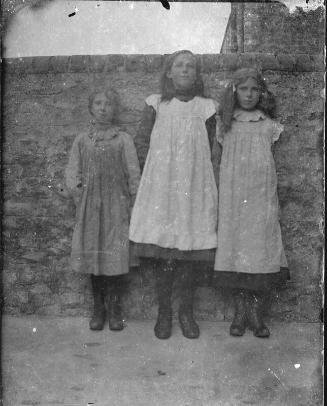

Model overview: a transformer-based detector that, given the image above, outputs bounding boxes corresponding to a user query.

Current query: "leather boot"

[178,262,200,339]
[154,259,174,339]
[246,291,270,338]
[89,275,106,331]
[230,289,247,336]
[108,275,125,331]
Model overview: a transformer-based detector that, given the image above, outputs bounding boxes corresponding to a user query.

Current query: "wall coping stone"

[3,53,324,74]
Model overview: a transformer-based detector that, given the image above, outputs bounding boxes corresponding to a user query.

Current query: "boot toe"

[154,316,172,339]
[89,313,105,331]
[179,313,200,339]
[253,325,270,338]
[230,324,246,336]
[109,318,124,331]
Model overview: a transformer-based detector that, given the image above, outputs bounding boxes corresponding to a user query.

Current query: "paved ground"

[2,316,323,406]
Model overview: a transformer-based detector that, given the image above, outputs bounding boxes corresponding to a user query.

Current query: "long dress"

[65,126,140,276]
[129,94,219,261]
[213,109,289,291]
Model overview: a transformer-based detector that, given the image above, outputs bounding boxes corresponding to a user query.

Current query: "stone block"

[88,55,107,72]
[69,55,90,73]
[295,54,314,72]
[277,54,296,71]
[145,55,163,72]
[201,54,221,73]
[31,56,51,73]
[220,54,238,71]
[237,53,259,69]
[310,54,324,72]
[105,55,125,72]
[124,55,146,72]
[260,54,280,71]
[49,55,70,73]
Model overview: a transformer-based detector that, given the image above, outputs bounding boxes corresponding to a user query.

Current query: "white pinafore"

[130,94,218,251]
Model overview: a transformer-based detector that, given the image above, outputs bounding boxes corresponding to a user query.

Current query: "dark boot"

[108,275,125,331]
[246,291,270,338]
[154,259,174,339]
[230,289,247,337]
[178,262,200,339]
[89,275,106,331]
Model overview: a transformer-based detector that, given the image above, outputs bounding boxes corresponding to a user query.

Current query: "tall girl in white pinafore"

[214,68,289,338]
[130,50,220,339]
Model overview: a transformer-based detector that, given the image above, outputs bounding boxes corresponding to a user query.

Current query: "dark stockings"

[89,275,107,331]
[154,259,174,339]
[107,275,126,331]
[178,261,200,339]
[154,259,199,339]
[230,289,270,338]
[230,289,247,336]
[245,290,270,338]
[89,274,126,331]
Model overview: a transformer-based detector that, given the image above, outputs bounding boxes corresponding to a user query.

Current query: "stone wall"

[221,2,325,54]
[243,3,325,54]
[2,53,324,321]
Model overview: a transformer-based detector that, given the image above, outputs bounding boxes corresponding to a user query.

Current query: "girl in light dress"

[66,88,140,331]
[130,50,220,339]
[214,68,289,338]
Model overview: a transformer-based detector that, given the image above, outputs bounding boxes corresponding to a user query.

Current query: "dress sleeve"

[206,115,222,188]
[270,120,284,143]
[65,136,83,203]
[145,94,161,111]
[204,99,219,121]
[215,112,225,145]
[121,132,141,199]
[134,103,156,172]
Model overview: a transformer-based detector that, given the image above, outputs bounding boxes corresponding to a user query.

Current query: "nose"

[245,90,252,98]
[181,64,188,73]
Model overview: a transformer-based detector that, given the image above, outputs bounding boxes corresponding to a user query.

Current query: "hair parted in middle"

[220,68,277,132]
[88,86,120,123]
[160,50,205,102]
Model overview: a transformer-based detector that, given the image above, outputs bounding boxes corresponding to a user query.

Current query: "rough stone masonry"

[2,51,324,322]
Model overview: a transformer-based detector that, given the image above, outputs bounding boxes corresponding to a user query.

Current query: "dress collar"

[233,109,266,122]
[88,122,119,141]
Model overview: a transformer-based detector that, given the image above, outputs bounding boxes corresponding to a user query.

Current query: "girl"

[65,87,140,331]
[214,68,289,338]
[130,50,220,339]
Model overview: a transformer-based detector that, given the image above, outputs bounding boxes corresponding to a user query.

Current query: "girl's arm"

[206,115,222,187]
[65,137,83,205]
[134,104,156,172]
[121,133,141,206]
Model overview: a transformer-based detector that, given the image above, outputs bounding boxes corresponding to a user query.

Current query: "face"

[167,53,197,90]
[236,77,261,111]
[90,93,115,124]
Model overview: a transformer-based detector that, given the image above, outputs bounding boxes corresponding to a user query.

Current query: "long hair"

[88,87,120,124]
[220,68,276,132]
[160,50,205,102]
